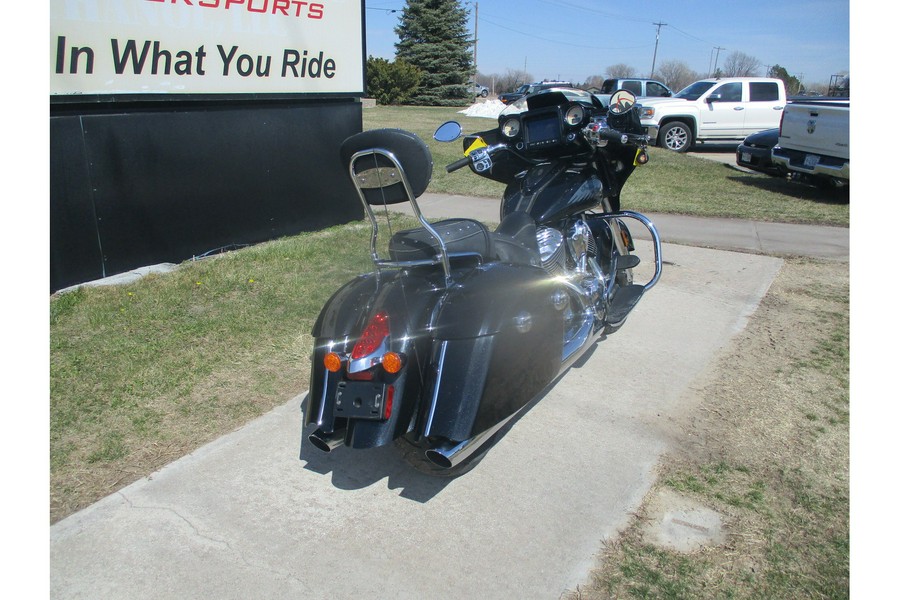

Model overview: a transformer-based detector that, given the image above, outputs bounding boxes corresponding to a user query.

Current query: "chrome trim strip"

[316,364,330,426]
[423,340,449,437]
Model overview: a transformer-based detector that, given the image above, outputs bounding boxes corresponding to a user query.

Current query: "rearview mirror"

[434,121,463,142]
[608,90,637,115]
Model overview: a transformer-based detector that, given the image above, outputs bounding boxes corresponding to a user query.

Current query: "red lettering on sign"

[145,0,325,18]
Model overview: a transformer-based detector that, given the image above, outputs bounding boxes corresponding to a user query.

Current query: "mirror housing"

[706,93,722,104]
[608,89,637,115]
[434,121,463,142]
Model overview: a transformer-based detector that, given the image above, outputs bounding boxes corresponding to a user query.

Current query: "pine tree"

[394,0,473,106]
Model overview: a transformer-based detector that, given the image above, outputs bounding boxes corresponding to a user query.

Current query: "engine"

[536,227,565,275]
[537,223,606,318]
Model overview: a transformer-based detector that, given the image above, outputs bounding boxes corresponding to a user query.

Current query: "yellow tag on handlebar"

[464,137,488,156]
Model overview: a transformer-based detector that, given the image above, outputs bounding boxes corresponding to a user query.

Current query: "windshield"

[675,81,715,100]
[500,88,595,117]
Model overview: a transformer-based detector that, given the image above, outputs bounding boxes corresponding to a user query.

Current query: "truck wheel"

[659,121,692,152]
[480,89,489,97]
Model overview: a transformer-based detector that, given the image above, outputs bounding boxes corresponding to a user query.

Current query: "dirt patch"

[575,257,850,598]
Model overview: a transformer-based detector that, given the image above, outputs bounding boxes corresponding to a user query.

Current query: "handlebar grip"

[597,129,628,144]
[445,156,471,173]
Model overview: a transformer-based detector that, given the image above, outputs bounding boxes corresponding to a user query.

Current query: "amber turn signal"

[381,352,404,374]
[323,352,343,373]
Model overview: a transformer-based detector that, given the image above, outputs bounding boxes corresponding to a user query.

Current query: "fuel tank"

[500,161,603,225]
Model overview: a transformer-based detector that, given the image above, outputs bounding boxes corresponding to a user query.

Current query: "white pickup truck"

[771,99,849,187]
[639,77,787,152]
[593,78,673,108]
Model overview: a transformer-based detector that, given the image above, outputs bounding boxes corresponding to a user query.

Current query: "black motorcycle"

[304,88,661,475]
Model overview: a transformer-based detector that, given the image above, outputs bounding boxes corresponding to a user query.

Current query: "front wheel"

[480,89,489,98]
[658,121,693,152]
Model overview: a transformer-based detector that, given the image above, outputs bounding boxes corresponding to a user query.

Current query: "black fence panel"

[50,98,363,292]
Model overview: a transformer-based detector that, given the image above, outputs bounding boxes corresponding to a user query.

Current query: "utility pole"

[473,2,478,84]
[709,46,725,76]
[650,22,666,77]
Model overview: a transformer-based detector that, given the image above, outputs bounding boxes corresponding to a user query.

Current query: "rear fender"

[307,270,443,449]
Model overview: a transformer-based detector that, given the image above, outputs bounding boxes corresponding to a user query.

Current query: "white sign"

[50,0,364,96]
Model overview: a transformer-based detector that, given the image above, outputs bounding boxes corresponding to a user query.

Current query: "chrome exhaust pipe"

[307,428,346,453]
[424,413,516,469]
[425,439,474,469]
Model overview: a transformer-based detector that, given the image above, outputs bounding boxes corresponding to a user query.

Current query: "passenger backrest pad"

[340,128,434,205]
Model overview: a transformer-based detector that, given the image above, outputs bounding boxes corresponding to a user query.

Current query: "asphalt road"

[51,233,787,598]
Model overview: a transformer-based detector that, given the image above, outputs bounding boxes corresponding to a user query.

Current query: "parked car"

[736,128,781,176]
[593,78,673,108]
[498,80,573,104]
[469,81,489,98]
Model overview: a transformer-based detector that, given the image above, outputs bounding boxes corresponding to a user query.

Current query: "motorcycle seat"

[389,218,491,262]
[388,212,540,268]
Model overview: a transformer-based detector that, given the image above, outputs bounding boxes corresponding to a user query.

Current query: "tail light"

[347,312,401,381]
[351,312,389,360]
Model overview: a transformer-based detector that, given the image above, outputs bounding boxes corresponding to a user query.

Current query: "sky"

[364,0,851,88]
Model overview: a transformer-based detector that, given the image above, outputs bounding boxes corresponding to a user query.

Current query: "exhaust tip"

[424,449,453,469]
[308,428,345,453]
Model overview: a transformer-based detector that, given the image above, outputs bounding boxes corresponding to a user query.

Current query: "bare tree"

[721,51,761,77]
[605,63,637,78]
[580,74,605,91]
[655,60,701,93]
[493,68,532,93]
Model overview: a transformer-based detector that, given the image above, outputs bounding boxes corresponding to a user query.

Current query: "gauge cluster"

[498,101,594,154]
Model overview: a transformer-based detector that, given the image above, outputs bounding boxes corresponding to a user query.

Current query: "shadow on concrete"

[726,172,850,205]
[298,374,561,504]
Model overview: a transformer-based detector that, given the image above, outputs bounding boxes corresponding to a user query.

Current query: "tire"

[393,436,487,478]
[480,89,489,98]
[658,121,692,152]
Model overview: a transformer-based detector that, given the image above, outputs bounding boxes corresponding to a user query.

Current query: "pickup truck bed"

[772,99,849,185]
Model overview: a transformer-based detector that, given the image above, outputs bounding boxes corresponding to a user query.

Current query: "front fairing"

[463,88,642,208]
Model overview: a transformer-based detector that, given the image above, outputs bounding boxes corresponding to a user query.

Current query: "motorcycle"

[303,88,662,475]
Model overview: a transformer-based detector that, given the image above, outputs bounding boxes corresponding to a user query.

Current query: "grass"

[49,217,420,521]
[362,104,849,226]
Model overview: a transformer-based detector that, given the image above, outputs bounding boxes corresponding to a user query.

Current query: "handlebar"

[445,156,471,173]
[444,127,650,175]
[592,127,650,147]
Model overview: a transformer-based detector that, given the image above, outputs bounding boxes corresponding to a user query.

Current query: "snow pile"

[458,99,505,119]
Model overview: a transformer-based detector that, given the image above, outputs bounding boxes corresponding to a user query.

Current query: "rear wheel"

[658,121,693,152]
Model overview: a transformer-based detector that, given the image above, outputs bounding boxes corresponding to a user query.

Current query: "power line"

[479,15,652,51]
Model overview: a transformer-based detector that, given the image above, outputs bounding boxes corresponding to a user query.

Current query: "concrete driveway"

[50,238,784,598]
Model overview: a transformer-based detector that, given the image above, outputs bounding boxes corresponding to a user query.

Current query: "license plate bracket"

[334,381,387,420]
[741,152,752,163]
